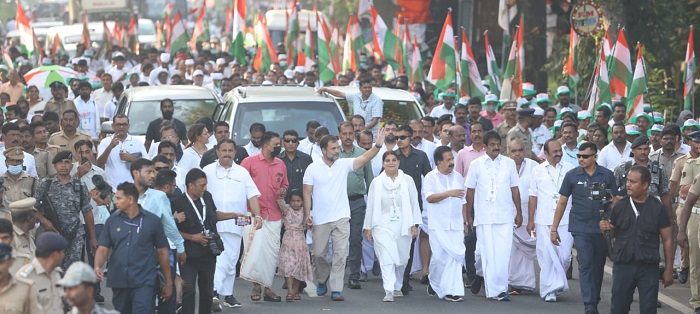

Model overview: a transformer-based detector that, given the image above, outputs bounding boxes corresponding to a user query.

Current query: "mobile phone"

[236,216,251,226]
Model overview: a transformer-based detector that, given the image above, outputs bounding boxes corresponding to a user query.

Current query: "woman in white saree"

[363,151,422,302]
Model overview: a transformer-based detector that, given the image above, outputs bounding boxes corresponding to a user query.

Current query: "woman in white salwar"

[364,151,422,302]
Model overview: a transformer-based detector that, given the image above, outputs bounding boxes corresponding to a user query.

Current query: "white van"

[44,19,156,58]
[265,9,325,49]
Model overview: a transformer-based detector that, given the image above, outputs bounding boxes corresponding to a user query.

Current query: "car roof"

[226,85,335,103]
[325,86,419,102]
[123,86,220,102]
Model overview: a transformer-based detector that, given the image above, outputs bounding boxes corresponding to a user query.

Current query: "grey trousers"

[312,217,350,292]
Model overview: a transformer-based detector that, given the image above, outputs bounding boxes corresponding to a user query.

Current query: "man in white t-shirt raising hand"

[303,127,386,301]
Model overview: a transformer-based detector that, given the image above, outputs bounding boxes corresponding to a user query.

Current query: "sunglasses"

[576,153,596,159]
[283,138,299,143]
[395,135,410,140]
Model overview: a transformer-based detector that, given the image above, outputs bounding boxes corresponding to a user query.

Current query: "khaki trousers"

[312,218,350,292]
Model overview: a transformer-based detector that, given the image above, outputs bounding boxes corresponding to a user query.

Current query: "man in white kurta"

[203,140,261,307]
[466,131,522,301]
[526,139,575,302]
[424,146,466,302]
[506,140,538,293]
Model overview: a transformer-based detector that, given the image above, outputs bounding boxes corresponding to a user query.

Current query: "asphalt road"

[96,251,694,314]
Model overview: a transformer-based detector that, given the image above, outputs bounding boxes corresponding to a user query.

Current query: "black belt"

[348,194,364,201]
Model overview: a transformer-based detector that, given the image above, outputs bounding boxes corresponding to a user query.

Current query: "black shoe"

[348,279,361,289]
[679,267,689,284]
[470,275,483,294]
[427,284,436,297]
[566,264,573,280]
[298,281,307,293]
[94,294,105,303]
[693,307,700,314]
[401,283,411,295]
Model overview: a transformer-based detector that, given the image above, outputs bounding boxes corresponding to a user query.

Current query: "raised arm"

[318,87,346,98]
[353,128,385,171]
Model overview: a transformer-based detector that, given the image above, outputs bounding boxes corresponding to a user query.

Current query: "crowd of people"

[0,14,698,314]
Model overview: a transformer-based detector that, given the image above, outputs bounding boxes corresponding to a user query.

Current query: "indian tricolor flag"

[169,11,189,55]
[342,15,361,72]
[285,1,299,68]
[82,13,90,48]
[427,9,457,92]
[595,43,612,107]
[253,13,278,73]
[316,12,336,83]
[229,0,247,65]
[298,20,315,71]
[15,0,33,55]
[563,27,579,88]
[459,27,486,99]
[626,42,647,120]
[409,37,423,86]
[190,1,206,53]
[500,17,524,100]
[484,30,501,95]
[684,26,695,111]
[2,47,13,69]
[127,15,139,55]
[370,5,400,69]
[609,27,632,98]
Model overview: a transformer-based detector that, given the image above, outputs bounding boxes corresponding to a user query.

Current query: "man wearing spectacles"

[551,142,617,314]
[279,129,312,194]
[147,124,185,162]
[97,114,148,191]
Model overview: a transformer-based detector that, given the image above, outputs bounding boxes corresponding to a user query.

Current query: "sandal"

[251,288,262,302]
[292,293,301,301]
[285,293,295,302]
[263,290,282,302]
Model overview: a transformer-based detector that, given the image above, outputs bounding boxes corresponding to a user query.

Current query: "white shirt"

[97,134,147,190]
[73,96,100,139]
[27,100,46,121]
[515,158,537,225]
[298,138,314,155]
[598,141,632,170]
[429,105,456,121]
[414,139,437,168]
[70,163,110,225]
[177,147,205,175]
[102,97,118,120]
[465,154,519,226]
[147,141,186,159]
[0,150,37,178]
[91,87,113,114]
[203,162,261,235]
[424,169,466,231]
[530,124,551,156]
[243,141,261,157]
[528,160,574,226]
[303,158,355,225]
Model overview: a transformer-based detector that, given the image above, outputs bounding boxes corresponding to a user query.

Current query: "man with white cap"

[148,53,174,86]
[530,107,551,155]
[60,261,119,313]
[553,86,581,114]
[92,73,113,117]
[107,52,128,85]
[535,93,552,110]
[205,73,224,96]
[192,70,205,87]
[522,82,537,101]
[185,59,196,80]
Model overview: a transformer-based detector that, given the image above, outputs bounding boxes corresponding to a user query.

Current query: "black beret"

[35,232,68,252]
[52,151,73,164]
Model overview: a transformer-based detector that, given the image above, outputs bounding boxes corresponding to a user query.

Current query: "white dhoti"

[373,220,412,292]
[508,225,537,291]
[428,229,465,298]
[535,224,573,298]
[475,223,513,298]
[214,232,243,296]
[240,219,282,288]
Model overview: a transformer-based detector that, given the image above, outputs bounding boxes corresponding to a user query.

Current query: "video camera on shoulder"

[92,175,113,200]
[588,182,612,203]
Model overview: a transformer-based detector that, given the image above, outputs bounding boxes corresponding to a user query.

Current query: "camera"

[92,175,113,200]
[203,230,224,256]
[588,182,612,202]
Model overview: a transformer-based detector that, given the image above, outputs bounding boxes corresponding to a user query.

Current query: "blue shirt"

[559,164,618,233]
[98,207,168,288]
[561,143,580,166]
[346,91,383,136]
[138,188,185,253]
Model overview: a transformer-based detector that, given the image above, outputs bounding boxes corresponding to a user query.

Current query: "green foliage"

[544,0,700,120]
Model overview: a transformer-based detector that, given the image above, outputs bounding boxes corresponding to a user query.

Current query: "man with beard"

[447,125,466,161]
[429,90,457,121]
[44,81,78,118]
[337,122,374,290]
[200,121,248,168]
[527,139,575,302]
[145,99,187,151]
[243,123,266,157]
[650,125,685,183]
[425,146,467,302]
[370,121,398,176]
[466,97,493,131]
[409,120,436,167]
[454,104,472,146]
[466,131,522,301]
[507,108,535,160]
[0,123,39,177]
[303,129,386,301]
[553,86,581,114]
[611,102,627,128]
[598,124,632,170]
[560,122,581,166]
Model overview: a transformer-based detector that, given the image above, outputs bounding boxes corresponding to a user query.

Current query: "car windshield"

[337,99,424,127]
[138,22,156,36]
[231,102,345,145]
[126,99,218,135]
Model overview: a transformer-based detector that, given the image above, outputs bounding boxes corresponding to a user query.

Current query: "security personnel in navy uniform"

[16,232,68,313]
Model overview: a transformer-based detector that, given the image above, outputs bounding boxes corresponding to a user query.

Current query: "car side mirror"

[101,121,114,134]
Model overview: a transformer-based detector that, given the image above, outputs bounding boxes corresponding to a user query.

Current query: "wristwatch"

[375,143,382,149]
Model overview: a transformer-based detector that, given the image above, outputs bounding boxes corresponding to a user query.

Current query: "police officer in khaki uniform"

[506,108,535,160]
[0,242,40,314]
[16,232,67,313]
[21,125,56,180]
[3,147,38,207]
[47,110,91,154]
[10,198,37,275]
[60,262,119,314]
[495,100,518,154]
[677,130,700,314]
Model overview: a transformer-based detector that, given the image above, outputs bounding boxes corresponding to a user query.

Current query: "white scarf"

[368,169,414,236]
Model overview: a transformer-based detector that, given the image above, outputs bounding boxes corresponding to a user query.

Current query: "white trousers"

[214,232,242,296]
[508,225,537,290]
[475,223,513,298]
[428,229,465,299]
[535,224,573,298]
[380,264,405,293]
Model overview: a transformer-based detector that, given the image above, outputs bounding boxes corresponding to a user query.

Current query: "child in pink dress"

[277,189,313,301]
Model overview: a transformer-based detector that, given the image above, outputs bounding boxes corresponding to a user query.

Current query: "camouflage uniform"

[34,178,91,270]
[613,159,669,198]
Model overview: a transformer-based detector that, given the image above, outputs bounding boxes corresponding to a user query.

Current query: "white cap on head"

[284,69,294,79]
[185,59,195,66]
[278,54,287,61]
[216,58,226,65]
[160,53,171,63]
[211,72,223,80]
[192,69,204,77]
[533,107,545,116]
[294,66,305,73]
[484,94,498,103]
